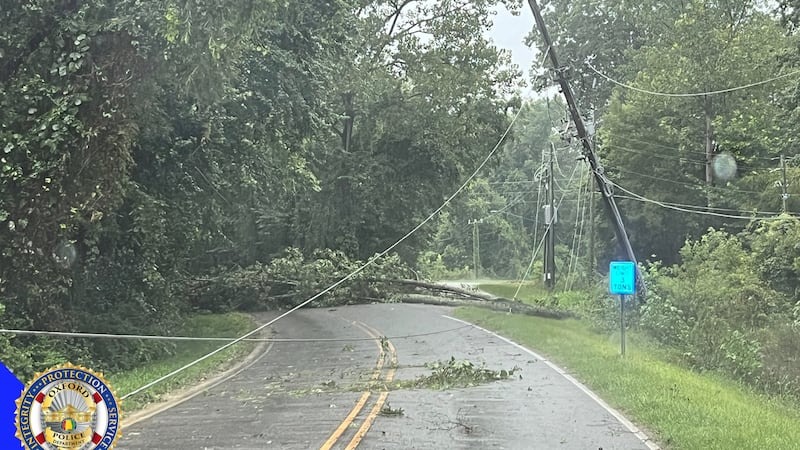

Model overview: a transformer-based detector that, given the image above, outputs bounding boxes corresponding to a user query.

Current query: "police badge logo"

[15,363,121,450]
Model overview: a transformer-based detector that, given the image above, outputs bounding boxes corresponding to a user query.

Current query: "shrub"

[638,229,783,381]
[756,321,800,398]
[745,218,800,302]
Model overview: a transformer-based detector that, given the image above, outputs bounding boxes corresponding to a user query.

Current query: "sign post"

[609,261,637,356]
[620,295,626,356]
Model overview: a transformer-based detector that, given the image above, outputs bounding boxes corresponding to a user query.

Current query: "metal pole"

[620,295,626,356]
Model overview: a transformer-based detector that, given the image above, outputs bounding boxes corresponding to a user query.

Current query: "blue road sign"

[609,261,636,295]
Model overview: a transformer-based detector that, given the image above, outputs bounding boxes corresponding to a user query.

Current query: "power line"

[610,180,792,220]
[514,225,549,300]
[486,189,583,196]
[119,106,525,401]
[515,157,546,299]
[613,167,764,194]
[605,135,780,161]
[613,194,784,215]
[492,193,528,214]
[613,167,706,189]
[586,61,800,98]
[612,135,782,162]
[565,169,589,291]
[601,144,706,166]
[0,325,474,344]
[513,163,581,299]
[489,180,539,185]
[553,150,571,179]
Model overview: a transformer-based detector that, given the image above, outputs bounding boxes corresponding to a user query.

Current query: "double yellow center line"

[320,321,397,450]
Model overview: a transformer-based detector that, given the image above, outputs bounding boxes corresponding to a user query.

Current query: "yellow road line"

[345,328,398,450]
[319,391,372,450]
[344,391,389,450]
[319,322,385,450]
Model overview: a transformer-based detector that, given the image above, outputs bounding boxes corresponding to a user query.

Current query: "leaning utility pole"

[543,143,556,289]
[526,0,642,290]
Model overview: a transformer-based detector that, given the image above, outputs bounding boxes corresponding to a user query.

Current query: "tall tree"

[0,0,354,375]
[294,0,522,262]
[598,1,791,263]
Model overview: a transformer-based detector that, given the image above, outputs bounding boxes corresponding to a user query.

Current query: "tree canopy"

[0,0,523,377]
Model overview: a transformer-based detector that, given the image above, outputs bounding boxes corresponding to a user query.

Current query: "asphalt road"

[119,304,656,449]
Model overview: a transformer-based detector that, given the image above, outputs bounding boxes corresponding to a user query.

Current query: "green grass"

[455,307,800,449]
[109,312,256,413]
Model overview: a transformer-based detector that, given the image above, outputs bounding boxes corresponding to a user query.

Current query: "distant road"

[120,304,655,449]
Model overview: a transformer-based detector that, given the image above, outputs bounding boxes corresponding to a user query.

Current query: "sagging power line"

[586,61,800,98]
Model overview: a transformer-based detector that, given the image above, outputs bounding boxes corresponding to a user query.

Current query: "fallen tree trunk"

[363,278,498,302]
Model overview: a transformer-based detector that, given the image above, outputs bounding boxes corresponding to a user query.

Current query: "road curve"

[119,303,656,449]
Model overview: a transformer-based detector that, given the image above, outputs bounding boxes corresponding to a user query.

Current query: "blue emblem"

[15,363,121,450]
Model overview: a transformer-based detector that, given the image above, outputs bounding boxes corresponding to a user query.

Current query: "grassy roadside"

[109,312,257,413]
[454,307,800,449]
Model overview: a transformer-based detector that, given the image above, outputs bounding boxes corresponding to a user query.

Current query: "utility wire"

[613,167,763,194]
[553,150,570,179]
[610,180,792,220]
[570,183,589,291]
[0,325,473,343]
[514,161,545,300]
[601,144,707,166]
[513,163,581,299]
[612,135,783,162]
[493,193,529,214]
[586,61,800,98]
[613,194,784,215]
[514,226,549,300]
[518,164,545,294]
[564,180,583,290]
[119,106,525,401]
[565,170,589,291]
[489,180,540,185]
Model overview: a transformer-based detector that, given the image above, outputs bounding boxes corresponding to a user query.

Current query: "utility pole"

[544,143,556,289]
[781,154,789,213]
[704,94,714,207]
[469,218,484,280]
[527,0,642,292]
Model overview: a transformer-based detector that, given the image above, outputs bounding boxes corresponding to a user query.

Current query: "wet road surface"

[120,303,656,449]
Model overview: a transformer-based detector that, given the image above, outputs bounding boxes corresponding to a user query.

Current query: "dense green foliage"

[0,0,521,379]
[633,220,800,396]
